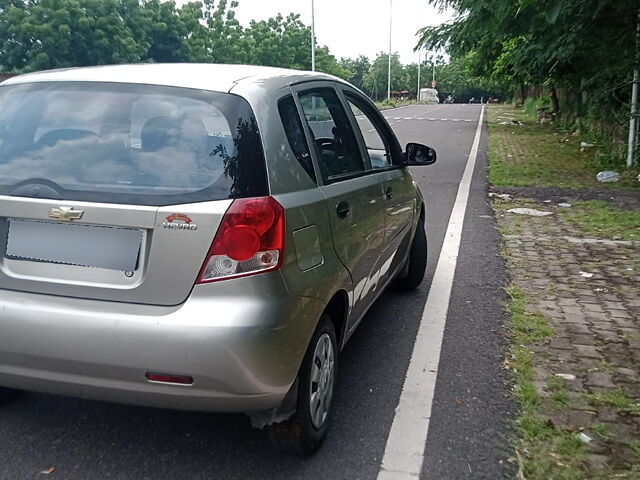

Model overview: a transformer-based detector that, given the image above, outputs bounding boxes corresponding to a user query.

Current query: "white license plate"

[6,219,143,271]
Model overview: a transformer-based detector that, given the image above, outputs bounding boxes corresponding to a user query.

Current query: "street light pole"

[417,49,421,101]
[387,0,392,101]
[311,0,316,71]
[432,57,435,84]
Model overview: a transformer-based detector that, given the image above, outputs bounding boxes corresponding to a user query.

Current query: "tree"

[0,0,146,71]
[315,45,349,78]
[339,55,371,91]
[363,52,404,100]
[242,13,309,69]
[418,0,637,118]
[202,0,248,64]
[135,0,190,63]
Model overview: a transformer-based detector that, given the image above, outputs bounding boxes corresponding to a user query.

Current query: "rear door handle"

[385,186,393,200]
[336,201,351,219]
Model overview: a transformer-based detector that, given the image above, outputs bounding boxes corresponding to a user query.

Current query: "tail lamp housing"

[196,196,285,283]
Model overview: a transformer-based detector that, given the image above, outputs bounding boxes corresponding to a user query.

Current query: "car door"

[341,89,416,286]
[294,85,385,326]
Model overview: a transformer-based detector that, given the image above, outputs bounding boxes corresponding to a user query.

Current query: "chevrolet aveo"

[0,64,436,453]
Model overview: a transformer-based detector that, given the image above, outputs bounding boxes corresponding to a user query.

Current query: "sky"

[176,0,454,64]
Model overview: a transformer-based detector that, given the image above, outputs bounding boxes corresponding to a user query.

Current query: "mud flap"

[248,379,299,429]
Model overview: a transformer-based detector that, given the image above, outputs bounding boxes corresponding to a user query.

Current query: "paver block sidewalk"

[492,195,640,477]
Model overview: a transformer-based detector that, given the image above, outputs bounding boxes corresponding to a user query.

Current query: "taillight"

[196,196,285,283]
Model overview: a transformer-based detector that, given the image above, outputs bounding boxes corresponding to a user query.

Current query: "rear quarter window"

[278,95,316,183]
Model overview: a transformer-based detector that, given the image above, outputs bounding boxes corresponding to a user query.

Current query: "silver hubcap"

[309,333,335,429]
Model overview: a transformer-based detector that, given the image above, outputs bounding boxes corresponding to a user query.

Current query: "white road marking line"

[377,106,486,480]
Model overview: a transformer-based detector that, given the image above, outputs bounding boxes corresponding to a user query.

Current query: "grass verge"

[487,105,640,190]
[374,99,422,110]
[506,285,589,479]
[585,389,640,416]
[563,201,640,241]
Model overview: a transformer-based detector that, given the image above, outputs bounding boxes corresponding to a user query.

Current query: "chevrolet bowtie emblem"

[49,206,84,222]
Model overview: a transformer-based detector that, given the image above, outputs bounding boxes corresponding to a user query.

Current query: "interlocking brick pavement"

[493,195,640,476]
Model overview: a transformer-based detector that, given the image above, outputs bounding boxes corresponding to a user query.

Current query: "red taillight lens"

[145,373,194,385]
[197,197,285,283]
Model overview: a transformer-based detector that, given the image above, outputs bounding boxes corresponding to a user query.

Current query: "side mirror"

[404,143,437,166]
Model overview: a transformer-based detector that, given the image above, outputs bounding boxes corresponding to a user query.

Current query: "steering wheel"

[315,137,336,151]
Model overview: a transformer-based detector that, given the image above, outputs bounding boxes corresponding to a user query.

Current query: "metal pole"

[417,49,421,101]
[311,0,316,71]
[387,0,392,101]
[432,58,435,84]
[627,1,640,167]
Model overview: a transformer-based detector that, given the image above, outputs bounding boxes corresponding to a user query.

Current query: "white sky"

[175,0,453,64]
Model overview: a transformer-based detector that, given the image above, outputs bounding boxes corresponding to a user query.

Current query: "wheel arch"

[323,290,349,349]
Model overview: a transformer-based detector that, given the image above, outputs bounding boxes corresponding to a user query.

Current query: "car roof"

[1,63,345,93]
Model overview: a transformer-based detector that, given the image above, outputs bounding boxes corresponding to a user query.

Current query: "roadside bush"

[523,98,537,115]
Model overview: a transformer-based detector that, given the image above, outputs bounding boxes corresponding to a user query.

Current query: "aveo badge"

[163,213,197,231]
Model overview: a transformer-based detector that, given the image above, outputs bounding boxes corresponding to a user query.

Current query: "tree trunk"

[520,83,526,103]
[550,86,560,114]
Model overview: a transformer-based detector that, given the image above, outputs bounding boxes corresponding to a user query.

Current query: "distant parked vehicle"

[419,87,440,104]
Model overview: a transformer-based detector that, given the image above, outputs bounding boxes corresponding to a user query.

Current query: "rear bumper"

[0,276,323,412]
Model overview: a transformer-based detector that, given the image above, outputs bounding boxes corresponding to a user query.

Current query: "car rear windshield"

[0,82,268,205]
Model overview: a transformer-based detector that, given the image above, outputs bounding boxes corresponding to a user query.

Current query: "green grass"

[374,99,418,110]
[631,442,640,460]
[585,389,640,416]
[487,105,640,190]
[505,285,590,478]
[547,376,570,409]
[562,200,640,241]
[507,285,554,345]
[590,423,615,441]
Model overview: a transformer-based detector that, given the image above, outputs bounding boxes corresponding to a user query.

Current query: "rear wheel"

[394,219,427,291]
[0,387,20,404]
[266,314,337,454]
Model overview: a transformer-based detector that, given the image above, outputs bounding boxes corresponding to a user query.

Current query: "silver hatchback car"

[0,64,436,453]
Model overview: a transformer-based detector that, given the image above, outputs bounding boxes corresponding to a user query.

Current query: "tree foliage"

[418,0,638,123]
[0,0,346,76]
[363,53,405,100]
[0,0,509,105]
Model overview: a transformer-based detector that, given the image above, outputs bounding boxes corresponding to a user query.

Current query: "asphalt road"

[0,104,514,480]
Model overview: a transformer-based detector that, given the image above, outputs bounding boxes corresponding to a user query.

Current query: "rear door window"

[0,82,268,205]
[297,89,365,183]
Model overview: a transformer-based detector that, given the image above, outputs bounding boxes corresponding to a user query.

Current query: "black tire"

[0,386,20,404]
[394,220,427,291]
[266,314,337,455]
